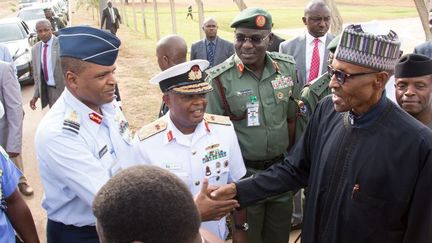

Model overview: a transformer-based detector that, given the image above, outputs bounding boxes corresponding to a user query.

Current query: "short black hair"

[93,165,201,243]
[60,57,88,76]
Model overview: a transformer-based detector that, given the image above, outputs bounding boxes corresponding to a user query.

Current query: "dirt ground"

[0,0,425,242]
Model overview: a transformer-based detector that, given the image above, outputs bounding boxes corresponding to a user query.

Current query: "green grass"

[118,3,417,56]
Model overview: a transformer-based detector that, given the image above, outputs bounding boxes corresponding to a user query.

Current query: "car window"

[18,8,45,21]
[0,23,26,42]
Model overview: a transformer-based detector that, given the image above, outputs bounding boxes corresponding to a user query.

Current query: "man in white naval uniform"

[35,26,134,243]
[131,60,247,242]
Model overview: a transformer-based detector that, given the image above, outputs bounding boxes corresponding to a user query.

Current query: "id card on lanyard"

[247,95,260,127]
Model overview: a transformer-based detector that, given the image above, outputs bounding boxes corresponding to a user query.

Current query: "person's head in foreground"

[330,22,401,115]
[394,53,432,126]
[93,165,202,243]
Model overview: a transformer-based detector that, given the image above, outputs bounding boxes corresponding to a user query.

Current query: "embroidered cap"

[149,59,213,94]
[334,22,401,71]
[58,26,121,66]
[230,8,272,30]
[395,53,432,78]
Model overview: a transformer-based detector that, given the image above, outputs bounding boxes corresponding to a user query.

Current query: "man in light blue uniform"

[35,26,134,243]
[0,100,39,243]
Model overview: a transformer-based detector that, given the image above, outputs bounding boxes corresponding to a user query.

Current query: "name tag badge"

[98,145,108,159]
[247,102,260,127]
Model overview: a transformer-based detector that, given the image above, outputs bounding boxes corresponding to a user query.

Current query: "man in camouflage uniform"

[296,35,339,138]
[44,8,65,35]
[205,8,301,243]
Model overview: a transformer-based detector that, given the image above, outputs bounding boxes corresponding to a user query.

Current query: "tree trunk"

[323,0,343,35]
[413,0,432,41]
[233,0,247,11]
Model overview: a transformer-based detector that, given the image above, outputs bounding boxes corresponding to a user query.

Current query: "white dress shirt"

[36,88,135,226]
[132,112,246,240]
[305,32,327,81]
[40,36,55,86]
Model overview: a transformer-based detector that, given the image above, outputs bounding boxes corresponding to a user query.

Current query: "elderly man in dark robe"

[211,22,432,243]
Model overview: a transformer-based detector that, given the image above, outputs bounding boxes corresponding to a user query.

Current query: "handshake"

[194,178,239,221]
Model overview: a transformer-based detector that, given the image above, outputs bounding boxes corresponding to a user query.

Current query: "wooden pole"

[140,0,148,37]
[413,0,432,40]
[324,0,343,35]
[169,0,177,33]
[195,0,204,39]
[153,0,160,40]
[120,0,129,27]
[131,0,138,31]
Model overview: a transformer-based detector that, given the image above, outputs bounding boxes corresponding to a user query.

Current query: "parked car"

[0,18,36,84]
[17,3,68,32]
[18,0,39,10]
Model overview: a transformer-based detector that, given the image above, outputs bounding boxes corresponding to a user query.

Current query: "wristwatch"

[235,222,249,231]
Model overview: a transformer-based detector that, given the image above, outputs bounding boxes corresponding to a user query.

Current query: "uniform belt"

[244,154,284,170]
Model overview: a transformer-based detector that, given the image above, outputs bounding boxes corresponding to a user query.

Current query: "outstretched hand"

[210,182,237,201]
[195,178,239,221]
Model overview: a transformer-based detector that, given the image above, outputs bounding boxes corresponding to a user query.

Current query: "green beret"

[230,8,272,30]
[327,35,340,53]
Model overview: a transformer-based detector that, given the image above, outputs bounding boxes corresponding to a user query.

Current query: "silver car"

[0,18,36,84]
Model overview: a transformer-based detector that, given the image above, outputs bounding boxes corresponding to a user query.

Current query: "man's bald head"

[303,0,331,38]
[156,35,187,71]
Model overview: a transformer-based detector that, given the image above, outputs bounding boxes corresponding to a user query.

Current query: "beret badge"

[255,15,266,28]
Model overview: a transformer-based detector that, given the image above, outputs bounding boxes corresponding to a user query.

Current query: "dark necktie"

[43,43,49,82]
[207,42,215,67]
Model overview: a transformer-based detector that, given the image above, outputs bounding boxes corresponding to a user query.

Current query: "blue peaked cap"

[58,26,121,66]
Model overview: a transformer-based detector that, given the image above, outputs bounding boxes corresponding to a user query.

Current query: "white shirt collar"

[305,31,327,45]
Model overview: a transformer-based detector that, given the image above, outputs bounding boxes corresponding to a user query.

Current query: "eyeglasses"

[234,33,271,45]
[327,65,379,85]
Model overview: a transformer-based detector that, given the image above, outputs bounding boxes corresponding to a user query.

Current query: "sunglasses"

[234,33,271,45]
[327,65,379,85]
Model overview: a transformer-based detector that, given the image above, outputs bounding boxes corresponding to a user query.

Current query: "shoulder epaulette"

[204,113,231,126]
[62,109,80,135]
[205,58,235,79]
[137,118,167,141]
[268,51,296,64]
[309,73,331,96]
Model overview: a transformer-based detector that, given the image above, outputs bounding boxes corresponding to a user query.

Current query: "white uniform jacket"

[132,112,246,239]
[35,88,134,227]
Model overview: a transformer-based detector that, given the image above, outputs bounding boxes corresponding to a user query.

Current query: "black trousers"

[47,219,99,243]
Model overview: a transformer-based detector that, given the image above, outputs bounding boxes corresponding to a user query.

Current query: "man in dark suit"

[279,0,334,88]
[30,20,65,110]
[101,1,121,35]
[190,17,234,68]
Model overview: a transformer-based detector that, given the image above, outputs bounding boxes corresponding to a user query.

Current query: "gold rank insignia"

[188,65,202,81]
[137,118,167,141]
[204,113,231,126]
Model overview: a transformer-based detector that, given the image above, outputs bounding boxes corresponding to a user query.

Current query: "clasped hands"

[194,178,239,221]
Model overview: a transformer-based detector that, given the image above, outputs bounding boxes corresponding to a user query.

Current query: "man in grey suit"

[279,0,334,88]
[413,9,432,58]
[0,61,32,196]
[190,17,234,68]
[101,1,122,35]
[279,0,333,230]
[30,20,65,110]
